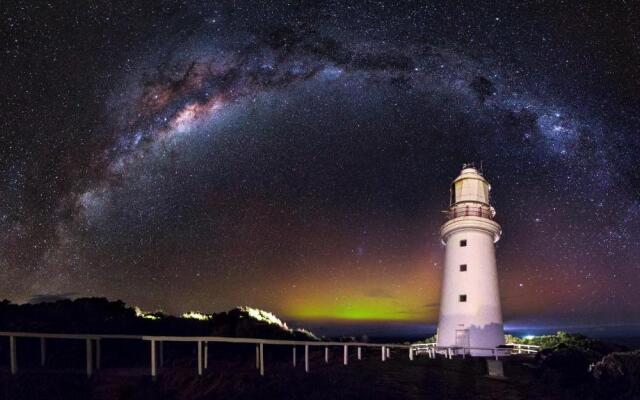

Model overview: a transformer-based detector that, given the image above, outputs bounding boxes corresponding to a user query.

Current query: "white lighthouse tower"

[436,164,504,356]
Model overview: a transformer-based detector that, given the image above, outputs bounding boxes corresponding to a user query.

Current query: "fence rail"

[410,342,540,359]
[507,343,541,354]
[0,331,538,379]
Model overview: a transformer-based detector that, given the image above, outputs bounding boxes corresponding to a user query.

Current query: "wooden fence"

[0,331,538,378]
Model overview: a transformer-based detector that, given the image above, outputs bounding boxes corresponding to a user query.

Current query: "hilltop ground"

[0,349,618,400]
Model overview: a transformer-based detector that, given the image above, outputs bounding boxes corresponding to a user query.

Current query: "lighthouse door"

[455,329,470,348]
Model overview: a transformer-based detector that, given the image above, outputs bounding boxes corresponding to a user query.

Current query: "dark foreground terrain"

[0,350,627,400]
[1,299,639,399]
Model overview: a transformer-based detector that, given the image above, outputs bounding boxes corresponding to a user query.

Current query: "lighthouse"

[436,165,504,356]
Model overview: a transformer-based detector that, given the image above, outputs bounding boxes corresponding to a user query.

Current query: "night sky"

[2,1,639,336]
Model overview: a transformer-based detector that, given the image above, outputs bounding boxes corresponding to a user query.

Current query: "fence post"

[305,345,309,373]
[386,347,391,359]
[86,339,93,377]
[343,344,348,365]
[9,336,17,375]
[204,341,208,369]
[255,343,260,370]
[357,346,362,360]
[151,339,157,379]
[259,343,264,376]
[197,341,203,376]
[96,339,101,369]
[40,337,46,367]
[324,346,329,363]
[409,347,413,360]
[292,346,296,367]
[381,346,386,361]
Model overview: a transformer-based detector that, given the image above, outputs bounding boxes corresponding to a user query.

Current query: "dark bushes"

[592,350,640,397]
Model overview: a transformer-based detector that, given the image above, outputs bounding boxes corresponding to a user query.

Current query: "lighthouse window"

[459,294,467,302]
[460,264,467,271]
[460,239,467,247]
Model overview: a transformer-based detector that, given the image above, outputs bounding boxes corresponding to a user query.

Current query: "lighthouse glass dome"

[450,167,490,206]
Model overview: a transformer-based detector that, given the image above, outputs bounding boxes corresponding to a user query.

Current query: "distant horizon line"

[5,297,639,335]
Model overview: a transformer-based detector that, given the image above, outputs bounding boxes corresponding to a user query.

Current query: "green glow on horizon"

[276,258,439,324]
[287,296,429,322]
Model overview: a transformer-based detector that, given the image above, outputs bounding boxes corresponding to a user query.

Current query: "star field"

[1,1,639,336]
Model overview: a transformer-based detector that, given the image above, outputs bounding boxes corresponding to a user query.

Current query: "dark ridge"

[0,297,317,341]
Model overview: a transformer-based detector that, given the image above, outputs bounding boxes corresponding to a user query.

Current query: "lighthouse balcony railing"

[444,206,493,220]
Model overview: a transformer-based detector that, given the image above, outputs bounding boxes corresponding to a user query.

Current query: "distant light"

[524,335,535,340]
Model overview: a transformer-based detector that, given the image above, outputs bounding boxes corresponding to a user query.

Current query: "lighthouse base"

[436,321,505,357]
[444,347,498,357]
